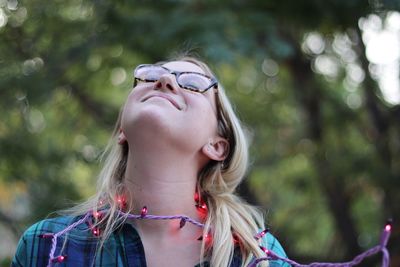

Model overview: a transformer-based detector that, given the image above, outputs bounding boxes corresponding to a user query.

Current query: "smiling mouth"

[142,94,182,110]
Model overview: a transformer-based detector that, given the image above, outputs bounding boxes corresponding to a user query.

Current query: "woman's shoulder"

[12,215,92,267]
[19,214,91,242]
[261,232,291,267]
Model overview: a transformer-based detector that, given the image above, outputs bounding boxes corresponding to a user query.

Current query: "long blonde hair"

[68,57,268,267]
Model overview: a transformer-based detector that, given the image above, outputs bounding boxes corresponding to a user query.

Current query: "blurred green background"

[1,0,400,266]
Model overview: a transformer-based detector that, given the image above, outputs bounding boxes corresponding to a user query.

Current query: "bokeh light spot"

[110,67,127,86]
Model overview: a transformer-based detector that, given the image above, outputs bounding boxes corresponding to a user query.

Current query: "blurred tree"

[0,0,399,265]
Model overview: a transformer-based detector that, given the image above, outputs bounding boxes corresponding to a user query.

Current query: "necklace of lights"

[41,201,392,267]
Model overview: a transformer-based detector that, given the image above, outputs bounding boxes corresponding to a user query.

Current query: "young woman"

[12,57,289,267]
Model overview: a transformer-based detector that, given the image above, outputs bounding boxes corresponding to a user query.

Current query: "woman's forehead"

[162,61,205,74]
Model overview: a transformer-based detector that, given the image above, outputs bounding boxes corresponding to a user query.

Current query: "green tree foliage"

[1,0,399,265]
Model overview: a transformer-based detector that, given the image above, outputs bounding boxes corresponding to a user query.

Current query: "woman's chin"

[123,107,177,138]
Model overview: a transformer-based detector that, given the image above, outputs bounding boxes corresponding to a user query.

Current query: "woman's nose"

[154,74,179,93]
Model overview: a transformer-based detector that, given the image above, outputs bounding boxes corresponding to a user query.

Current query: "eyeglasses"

[133,64,218,93]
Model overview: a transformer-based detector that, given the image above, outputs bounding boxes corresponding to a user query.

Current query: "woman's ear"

[201,137,229,161]
[118,129,127,145]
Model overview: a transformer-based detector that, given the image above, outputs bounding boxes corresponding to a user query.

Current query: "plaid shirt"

[12,215,290,267]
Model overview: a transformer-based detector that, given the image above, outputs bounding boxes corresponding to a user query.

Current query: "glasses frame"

[133,64,218,93]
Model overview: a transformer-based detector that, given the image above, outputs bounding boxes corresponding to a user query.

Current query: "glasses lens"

[135,65,168,82]
[178,73,211,92]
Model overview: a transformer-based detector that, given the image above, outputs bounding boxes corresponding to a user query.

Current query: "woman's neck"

[123,147,204,237]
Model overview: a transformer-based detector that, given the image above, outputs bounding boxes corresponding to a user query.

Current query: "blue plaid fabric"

[12,215,290,266]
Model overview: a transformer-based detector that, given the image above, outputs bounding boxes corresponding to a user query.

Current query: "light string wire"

[46,212,91,266]
[42,210,392,267]
[249,224,392,267]
[119,210,206,228]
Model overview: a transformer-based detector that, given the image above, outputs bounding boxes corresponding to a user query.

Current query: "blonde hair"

[67,57,268,267]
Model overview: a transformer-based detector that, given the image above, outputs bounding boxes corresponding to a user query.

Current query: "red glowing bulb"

[117,195,126,203]
[255,228,269,240]
[92,227,101,236]
[116,195,127,209]
[141,206,148,218]
[195,202,208,211]
[197,233,212,242]
[194,192,200,202]
[52,255,67,263]
[260,246,269,255]
[39,233,54,238]
[204,233,212,243]
[93,211,101,218]
[233,234,240,244]
[385,224,392,232]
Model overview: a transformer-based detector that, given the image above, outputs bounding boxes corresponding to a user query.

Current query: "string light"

[380,220,392,249]
[140,206,148,218]
[38,233,54,238]
[204,233,212,243]
[44,212,90,267]
[116,195,127,209]
[233,234,240,245]
[92,228,100,236]
[194,191,208,214]
[92,210,103,220]
[194,192,200,203]
[249,221,393,267]
[51,255,67,263]
[179,218,187,228]
[254,228,269,240]
[196,203,207,210]
[259,246,270,255]
[197,232,212,244]
[385,219,392,232]
[40,202,392,267]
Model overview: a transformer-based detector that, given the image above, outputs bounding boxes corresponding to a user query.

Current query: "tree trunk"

[285,39,362,259]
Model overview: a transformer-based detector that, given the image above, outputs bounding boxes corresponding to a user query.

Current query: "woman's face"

[121,61,220,154]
